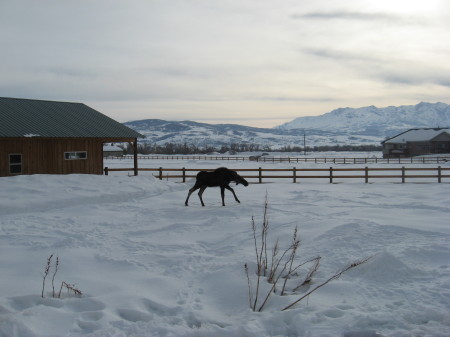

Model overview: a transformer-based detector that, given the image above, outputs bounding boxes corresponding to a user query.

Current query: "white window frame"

[64,151,88,160]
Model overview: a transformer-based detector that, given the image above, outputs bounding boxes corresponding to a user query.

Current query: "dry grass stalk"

[293,256,321,291]
[267,239,279,283]
[251,193,271,311]
[281,227,300,296]
[59,282,83,297]
[262,194,269,275]
[41,254,54,298]
[281,256,372,311]
[251,215,262,311]
[257,234,300,311]
[266,237,296,285]
[52,256,59,297]
[244,264,253,309]
[257,254,289,312]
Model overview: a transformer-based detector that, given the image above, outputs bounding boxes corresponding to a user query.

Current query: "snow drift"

[0,159,449,336]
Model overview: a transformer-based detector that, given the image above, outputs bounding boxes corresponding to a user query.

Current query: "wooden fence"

[111,155,450,164]
[104,166,450,183]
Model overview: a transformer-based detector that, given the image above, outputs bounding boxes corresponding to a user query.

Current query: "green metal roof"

[0,97,144,139]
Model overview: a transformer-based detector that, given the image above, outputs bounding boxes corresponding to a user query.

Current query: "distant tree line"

[119,142,271,155]
[278,144,382,152]
[119,142,381,155]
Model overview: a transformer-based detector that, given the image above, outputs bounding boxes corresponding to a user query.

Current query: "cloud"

[292,11,397,21]
[290,10,428,25]
[0,0,449,127]
[300,48,379,63]
[300,46,450,88]
[379,70,450,88]
[252,96,336,103]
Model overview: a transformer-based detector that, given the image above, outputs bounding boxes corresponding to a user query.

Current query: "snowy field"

[1,157,449,337]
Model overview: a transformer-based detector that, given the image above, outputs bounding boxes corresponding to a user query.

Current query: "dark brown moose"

[185,167,249,206]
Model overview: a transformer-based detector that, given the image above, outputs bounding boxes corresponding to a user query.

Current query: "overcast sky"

[1,0,449,127]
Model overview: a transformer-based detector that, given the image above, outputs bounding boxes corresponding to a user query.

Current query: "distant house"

[103,144,124,157]
[0,97,144,177]
[381,128,450,158]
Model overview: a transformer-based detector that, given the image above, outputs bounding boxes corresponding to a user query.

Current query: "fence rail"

[104,166,450,183]
[111,155,450,164]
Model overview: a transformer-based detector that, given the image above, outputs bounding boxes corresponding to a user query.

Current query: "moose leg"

[198,186,207,207]
[225,185,240,203]
[220,186,226,206]
[185,186,199,206]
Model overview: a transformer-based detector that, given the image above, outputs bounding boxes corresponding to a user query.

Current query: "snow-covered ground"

[1,157,449,337]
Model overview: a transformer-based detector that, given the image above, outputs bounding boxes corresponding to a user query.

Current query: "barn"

[0,97,144,177]
[382,127,450,158]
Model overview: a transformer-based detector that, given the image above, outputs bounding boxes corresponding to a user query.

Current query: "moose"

[185,167,249,207]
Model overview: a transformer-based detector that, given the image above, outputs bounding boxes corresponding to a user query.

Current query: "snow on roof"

[384,128,450,144]
[103,144,123,151]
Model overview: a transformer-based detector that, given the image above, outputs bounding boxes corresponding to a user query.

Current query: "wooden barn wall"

[433,132,450,142]
[1,138,104,176]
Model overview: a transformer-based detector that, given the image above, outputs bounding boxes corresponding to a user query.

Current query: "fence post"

[259,167,262,183]
[159,167,163,180]
[401,166,405,183]
[293,167,296,183]
[104,167,109,175]
[182,167,186,183]
[365,166,369,183]
[329,167,333,183]
[438,166,441,183]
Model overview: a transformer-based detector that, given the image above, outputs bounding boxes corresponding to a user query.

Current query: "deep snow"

[0,157,449,337]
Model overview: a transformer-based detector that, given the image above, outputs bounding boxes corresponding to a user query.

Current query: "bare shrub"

[245,196,371,312]
[40,254,82,298]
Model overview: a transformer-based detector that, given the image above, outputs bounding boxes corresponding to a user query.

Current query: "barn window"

[9,154,22,174]
[64,151,87,160]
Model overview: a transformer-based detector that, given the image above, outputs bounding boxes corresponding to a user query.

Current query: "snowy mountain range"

[124,102,450,149]
[277,102,450,134]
